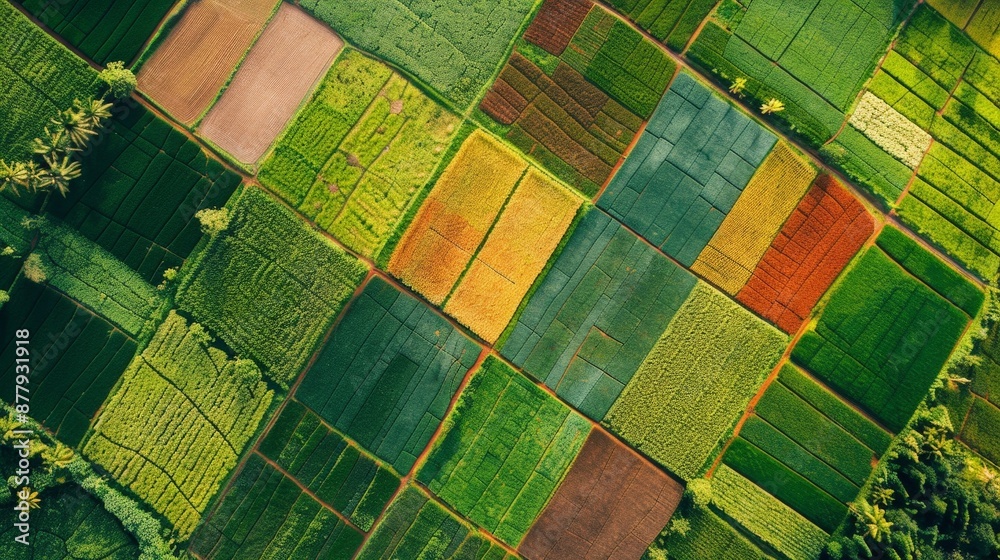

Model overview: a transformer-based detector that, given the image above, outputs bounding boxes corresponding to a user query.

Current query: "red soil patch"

[523,0,592,55]
[518,429,683,560]
[480,53,641,188]
[199,3,342,163]
[137,0,278,124]
[737,174,874,333]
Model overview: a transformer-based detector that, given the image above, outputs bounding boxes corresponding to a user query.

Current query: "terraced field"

[3,1,1000,559]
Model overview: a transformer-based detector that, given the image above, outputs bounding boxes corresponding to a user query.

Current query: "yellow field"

[445,168,580,342]
[388,130,527,304]
[691,143,815,294]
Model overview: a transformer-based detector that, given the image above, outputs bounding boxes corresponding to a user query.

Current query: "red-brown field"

[199,3,342,164]
[737,175,874,333]
[522,0,591,55]
[519,429,683,560]
[136,0,278,124]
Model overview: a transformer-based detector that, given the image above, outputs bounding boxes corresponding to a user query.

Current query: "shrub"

[21,253,46,283]
[99,61,137,99]
[194,207,230,236]
[686,478,712,509]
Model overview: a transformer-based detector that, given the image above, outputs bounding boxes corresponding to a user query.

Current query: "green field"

[259,49,460,259]
[598,72,777,266]
[17,0,176,65]
[501,209,697,420]
[299,0,535,109]
[191,454,365,560]
[48,104,243,283]
[297,276,481,474]
[417,357,591,547]
[606,282,786,480]
[177,187,368,387]
[606,0,718,51]
[84,311,274,537]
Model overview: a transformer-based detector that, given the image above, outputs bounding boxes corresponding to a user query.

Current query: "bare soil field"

[519,429,684,560]
[199,3,342,163]
[136,0,279,124]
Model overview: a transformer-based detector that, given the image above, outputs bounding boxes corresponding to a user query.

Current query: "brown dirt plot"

[199,3,343,164]
[137,0,279,124]
[519,429,684,560]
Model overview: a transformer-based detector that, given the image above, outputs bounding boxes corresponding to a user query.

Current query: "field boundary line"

[254,450,365,533]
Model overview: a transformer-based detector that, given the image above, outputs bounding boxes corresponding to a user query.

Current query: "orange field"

[388,130,527,304]
[445,168,580,342]
[137,0,279,124]
[199,3,342,164]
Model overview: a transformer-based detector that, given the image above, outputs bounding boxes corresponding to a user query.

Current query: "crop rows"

[300,0,535,109]
[599,72,777,266]
[358,486,515,560]
[0,1,96,161]
[177,187,368,387]
[606,282,787,480]
[49,104,242,284]
[84,312,274,537]
[417,357,591,547]
[961,399,1000,464]
[259,49,460,259]
[259,401,400,531]
[389,130,580,343]
[522,0,591,56]
[298,276,481,474]
[692,142,816,295]
[657,508,770,560]
[17,0,175,65]
[847,92,932,168]
[0,276,136,447]
[480,53,643,197]
[519,429,683,559]
[34,219,164,337]
[605,0,718,51]
[711,464,830,558]
[0,486,139,559]
[737,174,874,334]
[501,209,697,420]
[561,7,677,119]
[191,454,364,560]
[792,245,971,432]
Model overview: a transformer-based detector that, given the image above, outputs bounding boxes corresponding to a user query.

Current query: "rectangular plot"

[199,3,343,164]
[191,454,363,559]
[416,357,590,547]
[297,276,480,474]
[599,72,777,266]
[501,209,696,420]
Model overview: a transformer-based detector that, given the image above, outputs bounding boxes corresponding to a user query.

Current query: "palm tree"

[51,108,95,148]
[76,98,113,130]
[32,127,76,159]
[855,501,893,544]
[729,77,748,97]
[761,98,785,114]
[23,161,53,193]
[42,443,74,471]
[43,154,81,196]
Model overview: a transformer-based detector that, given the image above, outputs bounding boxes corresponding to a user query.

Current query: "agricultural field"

[258,48,461,259]
[199,3,343,164]
[501,209,697,420]
[605,282,787,480]
[16,0,176,65]
[691,142,816,294]
[299,0,536,109]
[176,187,368,387]
[736,174,875,333]
[480,1,676,195]
[519,429,684,559]
[791,235,976,432]
[47,103,243,284]
[0,276,136,447]
[190,454,365,559]
[8,0,1000,558]
[258,401,400,531]
[388,130,580,342]
[605,0,718,51]
[136,0,279,124]
[417,357,591,547]
[84,312,274,537]
[0,1,96,161]
[297,276,481,474]
[598,72,777,266]
[358,485,515,560]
